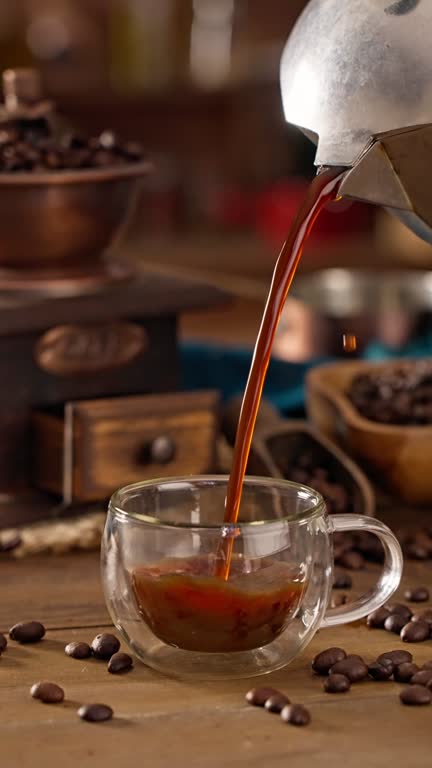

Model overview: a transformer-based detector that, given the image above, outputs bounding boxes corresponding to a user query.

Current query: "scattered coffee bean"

[378,657,395,670]
[367,607,390,629]
[404,587,430,603]
[330,656,368,683]
[324,674,351,693]
[387,603,413,621]
[422,660,432,670]
[9,621,45,644]
[368,662,393,681]
[411,670,432,686]
[30,681,64,704]
[412,610,432,626]
[333,571,352,589]
[78,703,113,722]
[331,593,349,608]
[339,551,365,571]
[107,652,133,674]
[280,703,311,726]
[91,633,120,660]
[384,614,407,634]
[405,543,429,561]
[312,647,347,676]
[393,663,419,683]
[400,685,432,706]
[400,621,430,643]
[0,633,7,652]
[264,693,290,713]
[245,687,280,707]
[65,641,91,659]
[377,650,413,666]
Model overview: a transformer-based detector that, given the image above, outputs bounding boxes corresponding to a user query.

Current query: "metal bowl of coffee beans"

[307,359,432,504]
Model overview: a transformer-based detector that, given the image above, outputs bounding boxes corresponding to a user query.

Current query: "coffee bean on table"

[9,621,45,644]
[331,593,348,608]
[400,621,430,643]
[368,662,393,681]
[78,704,113,722]
[324,674,351,693]
[339,551,365,570]
[377,657,394,670]
[312,647,347,675]
[0,633,7,652]
[387,603,413,621]
[400,686,432,706]
[412,610,432,626]
[393,662,419,683]
[107,652,133,674]
[91,633,120,660]
[264,693,290,713]
[329,656,368,683]
[65,641,92,659]
[333,571,352,589]
[378,650,413,666]
[367,607,391,629]
[422,660,432,670]
[280,704,311,726]
[245,687,280,707]
[384,614,407,634]
[404,587,430,603]
[31,682,64,704]
[411,670,432,686]
[405,543,429,561]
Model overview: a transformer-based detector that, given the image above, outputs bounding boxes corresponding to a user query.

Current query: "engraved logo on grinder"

[35,322,147,376]
[385,0,420,15]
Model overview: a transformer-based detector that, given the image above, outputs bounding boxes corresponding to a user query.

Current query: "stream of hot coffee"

[217,167,347,580]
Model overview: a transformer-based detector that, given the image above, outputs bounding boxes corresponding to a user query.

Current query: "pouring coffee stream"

[217,168,346,580]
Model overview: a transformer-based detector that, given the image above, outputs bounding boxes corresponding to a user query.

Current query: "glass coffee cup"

[101,476,402,680]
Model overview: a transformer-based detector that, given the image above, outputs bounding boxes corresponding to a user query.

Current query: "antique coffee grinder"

[281,0,432,244]
[0,69,222,528]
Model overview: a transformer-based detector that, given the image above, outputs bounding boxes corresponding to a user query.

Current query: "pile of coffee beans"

[367,597,432,644]
[245,686,311,727]
[312,646,432,706]
[283,452,353,516]
[348,363,432,425]
[0,126,144,173]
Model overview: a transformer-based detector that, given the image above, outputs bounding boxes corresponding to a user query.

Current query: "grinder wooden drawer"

[32,391,219,503]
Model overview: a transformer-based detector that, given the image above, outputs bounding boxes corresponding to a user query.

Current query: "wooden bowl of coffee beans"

[307,359,432,504]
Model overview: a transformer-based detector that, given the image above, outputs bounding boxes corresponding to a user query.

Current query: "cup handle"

[321,514,403,628]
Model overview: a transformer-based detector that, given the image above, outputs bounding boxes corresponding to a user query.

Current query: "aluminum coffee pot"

[280,0,432,244]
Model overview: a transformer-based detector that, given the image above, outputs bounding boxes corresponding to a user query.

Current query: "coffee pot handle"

[322,515,403,628]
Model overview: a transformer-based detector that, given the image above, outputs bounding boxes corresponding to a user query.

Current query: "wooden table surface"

[1,550,432,768]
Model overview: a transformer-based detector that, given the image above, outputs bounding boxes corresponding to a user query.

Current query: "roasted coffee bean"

[378,657,394,670]
[400,685,432,706]
[78,703,113,722]
[339,551,365,570]
[280,703,311,726]
[324,674,351,693]
[404,587,430,603]
[405,543,429,561]
[264,693,290,713]
[393,662,419,683]
[412,610,432,626]
[387,603,413,621]
[331,593,348,608]
[107,652,133,674]
[0,633,7,652]
[367,607,391,628]
[329,656,368,683]
[400,621,430,643]
[377,650,413,666]
[411,670,432,686]
[30,681,64,704]
[91,633,120,660]
[9,621,45,644]
[65,641,91,659]
[368,662,393,681]
[312,647,347,675]
[422,660,432,670]
[384,614,407,634]
[333,570,352,589]
[245,687,280,707]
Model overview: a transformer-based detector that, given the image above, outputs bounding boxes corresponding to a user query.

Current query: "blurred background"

[1,0,432,360]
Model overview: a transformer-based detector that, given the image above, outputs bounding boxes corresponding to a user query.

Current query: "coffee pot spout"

[339,124,432,245]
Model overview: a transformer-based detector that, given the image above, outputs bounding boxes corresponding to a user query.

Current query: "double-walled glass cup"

[102,476,402,680]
